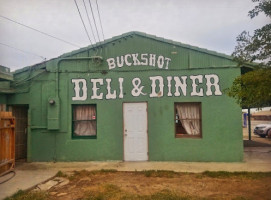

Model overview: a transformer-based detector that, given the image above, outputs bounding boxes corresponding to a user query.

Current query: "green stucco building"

[3,32,243,162]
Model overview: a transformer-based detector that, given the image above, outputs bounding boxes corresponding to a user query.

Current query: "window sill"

[72,135,97,139]
[175,134,202,139]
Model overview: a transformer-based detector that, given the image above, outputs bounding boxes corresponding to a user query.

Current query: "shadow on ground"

[244,140,271,147]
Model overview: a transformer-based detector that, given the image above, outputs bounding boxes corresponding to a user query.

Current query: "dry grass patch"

[4,190,48,200]
[5,170,271,200]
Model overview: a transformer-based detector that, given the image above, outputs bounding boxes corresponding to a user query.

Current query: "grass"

[58,169,271,182]
[100,169,118,173]
[232,197,251,200]
[66,169,118,181]
[83,185,196,200]
[57,169,271,180]
[84,184,122,200]
[5,170,270,200]
[4,187,197,200]
[139,170,178,178]
[201,171,271,179]
[4,190,48,200]
[76,169,117,175]
[55,170,68,178]
[142,189,193,200]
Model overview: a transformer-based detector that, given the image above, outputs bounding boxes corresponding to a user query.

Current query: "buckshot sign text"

[72,53,222,101]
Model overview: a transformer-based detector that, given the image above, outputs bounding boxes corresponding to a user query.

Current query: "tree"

[227,0,271,108]
[232,0,271,66]
[227,68,271,108]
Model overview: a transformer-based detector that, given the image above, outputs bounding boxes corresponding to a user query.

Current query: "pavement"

[0,145,271,200]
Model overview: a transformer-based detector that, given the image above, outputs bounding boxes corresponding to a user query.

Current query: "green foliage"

[229,0,271,107]
[232,0,271,66]
[226,68,271,107]
[248,0,271,19]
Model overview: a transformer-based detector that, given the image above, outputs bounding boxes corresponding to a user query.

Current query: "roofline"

[61,31,234,60]
[14,31,235,74]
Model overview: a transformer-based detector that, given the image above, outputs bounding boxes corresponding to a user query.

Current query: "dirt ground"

[6,125,271,200]
[23,170,270,200]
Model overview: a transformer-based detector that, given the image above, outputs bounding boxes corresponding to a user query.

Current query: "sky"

[0,0,269,71]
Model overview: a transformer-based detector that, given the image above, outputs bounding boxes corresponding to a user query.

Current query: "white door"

[123,102,148,161]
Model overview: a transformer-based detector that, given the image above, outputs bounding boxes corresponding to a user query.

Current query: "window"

[72,105,97,138]
[175,102,202,138]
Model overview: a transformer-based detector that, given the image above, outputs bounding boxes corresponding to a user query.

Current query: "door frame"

[122,102,149,161]
[10,105,29,162]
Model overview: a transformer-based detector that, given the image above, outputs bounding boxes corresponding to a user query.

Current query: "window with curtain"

[175,102,202,138]
[72,105,97,138]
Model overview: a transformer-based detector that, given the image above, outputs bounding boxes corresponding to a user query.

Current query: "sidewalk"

[0,146,271,200]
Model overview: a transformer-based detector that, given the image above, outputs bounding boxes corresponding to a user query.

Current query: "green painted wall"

[8,32,243,162]
[0,94,7,104]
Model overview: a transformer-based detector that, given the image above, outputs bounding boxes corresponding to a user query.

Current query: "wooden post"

[0,112,15,176]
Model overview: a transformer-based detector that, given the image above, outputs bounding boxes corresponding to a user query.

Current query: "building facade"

[0,65,13,111]
[5,32,243,162]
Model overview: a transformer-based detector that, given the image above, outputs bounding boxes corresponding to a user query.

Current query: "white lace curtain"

[73,105,96,136]
[176,103,200,135]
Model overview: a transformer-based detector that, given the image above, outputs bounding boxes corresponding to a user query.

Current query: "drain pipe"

[52,56,103,161]
[56,56,103,98]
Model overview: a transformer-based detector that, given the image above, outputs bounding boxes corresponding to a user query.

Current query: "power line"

[74,0,93,45]
[88,0,101,43]
[82,0,97,43]
[0,42,46,60]
[96,0,105,41]
[0,15,81,48]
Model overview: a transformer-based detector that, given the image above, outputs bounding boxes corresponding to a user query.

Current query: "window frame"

[72,104,97,139]
[174,102,202,138]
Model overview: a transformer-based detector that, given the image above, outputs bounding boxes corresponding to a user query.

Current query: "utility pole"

[248,108,251,140]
